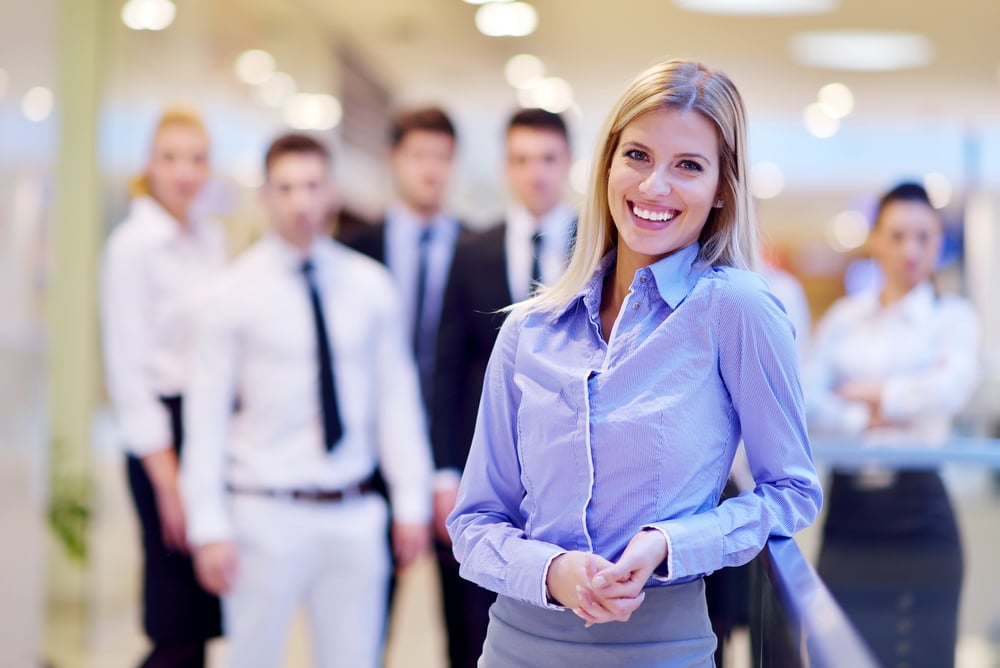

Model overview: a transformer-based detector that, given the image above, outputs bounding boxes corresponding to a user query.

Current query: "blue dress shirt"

[447,242,822,608]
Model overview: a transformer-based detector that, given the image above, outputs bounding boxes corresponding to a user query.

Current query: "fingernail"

[593,575,607,588]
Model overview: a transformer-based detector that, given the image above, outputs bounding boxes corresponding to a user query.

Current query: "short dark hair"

[389,107,456,148]
[506,107,570,143]
[264,133,331,176]
[875,182,934,226]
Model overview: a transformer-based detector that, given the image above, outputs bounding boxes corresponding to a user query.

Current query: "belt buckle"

[341,484,362,501]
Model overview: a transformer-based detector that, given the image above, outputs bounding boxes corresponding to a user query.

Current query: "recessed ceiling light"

[803,102,839,138]
[750,162,785,199]
[827,210,869,252]
[475,2,538,38]
[505,54,545,88]
[817,82,854,118]
[923,172,952,209]
[674,0,836,15]
[790,30,933,71]
[22,86,54,122]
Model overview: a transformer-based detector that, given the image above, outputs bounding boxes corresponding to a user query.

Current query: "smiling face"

[607,107,721,268]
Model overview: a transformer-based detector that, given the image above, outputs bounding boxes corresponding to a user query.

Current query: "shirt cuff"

[389,486,432,525]
[118,406,173,457]
[641,525,674,582]
[187,506,234,547]
[540,550,569,610]
[433,468,462,492]
[644,512,723,582]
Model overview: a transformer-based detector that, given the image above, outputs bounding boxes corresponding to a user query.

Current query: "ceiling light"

[22,86,54,122]
[750,162,785,199]
[803,102,839,138]
[475,2,538,38]
[254,72,296,108]
[235,49,275,85]
[790,30,933,71]
[923,172,952,209]
[517,77,573,113]
[827,210,869,252]
[674,0,836,14]
[283,94,343,131]
[121,0,176,31]
[817,82,854,118]
[505,54,545,88]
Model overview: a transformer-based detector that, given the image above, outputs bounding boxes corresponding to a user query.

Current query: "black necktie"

[413,228,433,354]
[413,228,434,407]
[301,259,343,451]
[530,231,543,295]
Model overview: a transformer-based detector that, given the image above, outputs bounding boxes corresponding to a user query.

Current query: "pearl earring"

[713,199,724,209]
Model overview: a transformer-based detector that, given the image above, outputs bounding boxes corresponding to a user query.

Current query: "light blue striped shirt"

[447,242,822,608]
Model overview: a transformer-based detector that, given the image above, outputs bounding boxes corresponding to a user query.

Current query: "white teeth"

[632,204,676,222]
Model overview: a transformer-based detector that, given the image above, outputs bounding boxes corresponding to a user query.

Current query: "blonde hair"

[525,59,759,315]
[129,105,208,197]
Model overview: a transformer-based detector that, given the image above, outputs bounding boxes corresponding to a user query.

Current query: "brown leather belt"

[228,475,378,503]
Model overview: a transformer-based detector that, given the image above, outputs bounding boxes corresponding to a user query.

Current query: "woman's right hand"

[546,551,646,626]
[142,448,189,553]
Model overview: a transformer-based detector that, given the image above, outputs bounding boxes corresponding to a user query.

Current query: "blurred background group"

[4,0,1000,667]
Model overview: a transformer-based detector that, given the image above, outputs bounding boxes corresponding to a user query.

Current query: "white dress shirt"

[805,281,980,445]
[504,202,576,303]
[100,196,227,456]
[180,234,433,547]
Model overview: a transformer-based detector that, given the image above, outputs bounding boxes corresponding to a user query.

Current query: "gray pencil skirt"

[478,578,716,667]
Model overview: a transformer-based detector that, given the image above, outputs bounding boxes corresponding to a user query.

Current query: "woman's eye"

[624,148,649,162]
[678,160,703,172]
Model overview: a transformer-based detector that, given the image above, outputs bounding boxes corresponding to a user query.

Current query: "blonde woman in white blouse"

[100,107,226,667]
[806,182,979,668]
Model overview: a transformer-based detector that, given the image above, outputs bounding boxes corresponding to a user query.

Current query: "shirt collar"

[884,280,937,322]
[559,242,706,321]
[266,233,332,273]
[506,201,576,239]
[647,242,708,309]
[131,195,207,242]
[387,202,454,237]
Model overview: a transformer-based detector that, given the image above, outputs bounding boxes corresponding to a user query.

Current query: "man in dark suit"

[338,106,462,415]
[432,108,575,668]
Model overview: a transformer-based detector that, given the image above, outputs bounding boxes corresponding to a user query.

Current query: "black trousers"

[435,539,496,668]
[126,396,222,666]
[818,470,963,668]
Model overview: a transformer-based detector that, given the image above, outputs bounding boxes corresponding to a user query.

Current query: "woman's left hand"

[573,529,667,626]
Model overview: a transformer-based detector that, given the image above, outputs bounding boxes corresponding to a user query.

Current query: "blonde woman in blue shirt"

[447,59,822,667]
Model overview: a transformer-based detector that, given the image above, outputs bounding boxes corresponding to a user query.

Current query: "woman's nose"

[639,168,672,197]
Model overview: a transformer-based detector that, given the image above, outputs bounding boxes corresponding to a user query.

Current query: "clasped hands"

[545,529,667,627]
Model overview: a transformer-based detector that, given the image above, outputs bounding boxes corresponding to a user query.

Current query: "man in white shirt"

[181,134,432,668]
[432,108,576,668]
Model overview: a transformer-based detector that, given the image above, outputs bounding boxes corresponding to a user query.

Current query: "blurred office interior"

[3,0,1000,666]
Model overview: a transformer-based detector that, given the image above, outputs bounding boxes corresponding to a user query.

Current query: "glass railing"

[741,438,1000,668]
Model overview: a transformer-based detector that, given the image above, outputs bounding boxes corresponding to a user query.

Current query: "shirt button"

[639,275,648,284]
[632,302,640,311]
